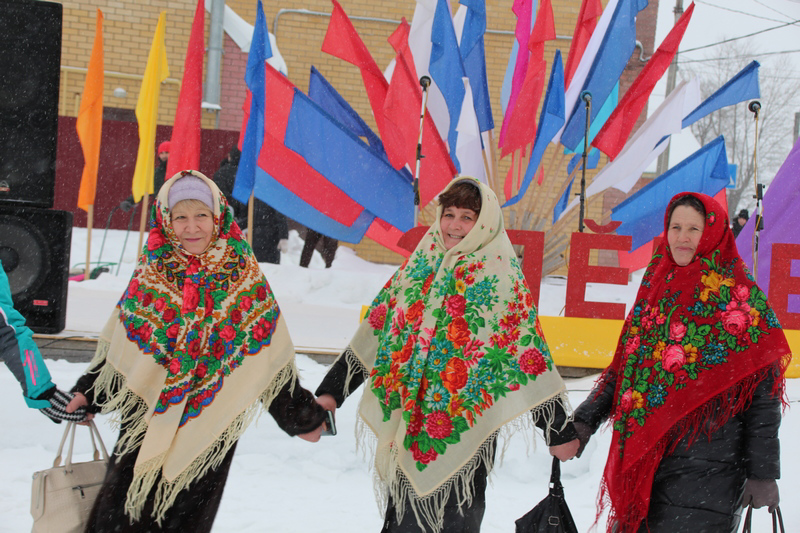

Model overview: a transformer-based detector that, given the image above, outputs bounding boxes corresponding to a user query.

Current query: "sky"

[651,0,800,166]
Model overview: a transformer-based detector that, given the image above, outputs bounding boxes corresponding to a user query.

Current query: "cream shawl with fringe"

[347,177,570,531]
[86,171,297,523]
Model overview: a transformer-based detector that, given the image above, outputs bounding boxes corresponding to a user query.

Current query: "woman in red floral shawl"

[67,171,326,532]
[573,192,791,532]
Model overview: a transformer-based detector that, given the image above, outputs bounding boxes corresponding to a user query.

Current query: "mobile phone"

[321,410,337,436]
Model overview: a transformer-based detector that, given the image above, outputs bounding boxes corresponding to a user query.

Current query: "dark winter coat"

[74,364,324,532]
[574,368,781,533]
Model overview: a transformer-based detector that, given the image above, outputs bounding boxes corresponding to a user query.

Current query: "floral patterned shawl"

[87,171,297,522]
[347,177,570,530]
[597,192,791,532]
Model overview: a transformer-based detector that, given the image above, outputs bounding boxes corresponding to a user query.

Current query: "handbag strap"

[63,421,110,472]
[742,505,785,533]
[52,422,75,468]
[549,456,564,498]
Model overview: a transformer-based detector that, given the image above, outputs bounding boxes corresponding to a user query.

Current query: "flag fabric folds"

[457,0,493,132]
[76,9,104,212]
[592,2,694,160]
[564,0,603,87]
[559,0,648,151]
[612,135,729,249]
[499,0,536,145]
[503,49,565,207]
[131,11,169,202]
[166,0,204,179]
[682,60,760,128]
[232,0,271,204]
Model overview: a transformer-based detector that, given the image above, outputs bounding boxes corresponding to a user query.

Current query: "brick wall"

[52,0,659,267]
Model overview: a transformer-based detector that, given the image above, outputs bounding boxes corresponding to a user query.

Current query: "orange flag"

[76,9,104,212]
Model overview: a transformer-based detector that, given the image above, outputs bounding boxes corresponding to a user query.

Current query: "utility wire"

[696,0,800,26]
[678,48,800,63]
[681,19,800,53]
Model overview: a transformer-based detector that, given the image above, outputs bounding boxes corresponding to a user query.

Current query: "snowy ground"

[1,228,797,532]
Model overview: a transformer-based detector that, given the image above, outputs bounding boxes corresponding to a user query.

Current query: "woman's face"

[171,202,214,254]
[440,206,478,250]
[667,205,705,266]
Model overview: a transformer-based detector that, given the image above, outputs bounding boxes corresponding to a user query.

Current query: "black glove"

[742,478,780,512]
[573,420,592,458]
[119,197,136,211]
[40,389,88,424]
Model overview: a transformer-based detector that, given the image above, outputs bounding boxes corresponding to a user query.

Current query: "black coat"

[574,368,781,533]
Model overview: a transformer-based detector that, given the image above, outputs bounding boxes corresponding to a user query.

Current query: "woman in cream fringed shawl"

[316,177,580,532]
[67,171,327,532]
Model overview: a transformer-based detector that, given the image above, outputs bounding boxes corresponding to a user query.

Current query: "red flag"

[499,0,555,157]
[323,4,455,206]
[563,0,603,87]
[76,9,104,212]
[592,3,694,161]
[167,0,204,178]
[366,219,411,257]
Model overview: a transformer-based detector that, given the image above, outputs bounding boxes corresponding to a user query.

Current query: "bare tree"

[681,41,800,214]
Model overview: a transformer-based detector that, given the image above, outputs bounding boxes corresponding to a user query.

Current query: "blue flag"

[566,148,601,175]
[612,136,729,249]
[283,89,414,231]
[560,0,648,151]
[233,0,271,204]
[252,166,375,243]
[430,0,466,171]
[503,50,565,207]
[553,177,575,224]
[563,83,619,154]
[459,0,493,132]
[682,61,760,128]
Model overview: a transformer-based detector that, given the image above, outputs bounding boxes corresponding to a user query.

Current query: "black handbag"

[515,457,578,533]
[741,504,785,533]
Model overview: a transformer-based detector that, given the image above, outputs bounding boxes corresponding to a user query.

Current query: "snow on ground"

[0,228,796,532]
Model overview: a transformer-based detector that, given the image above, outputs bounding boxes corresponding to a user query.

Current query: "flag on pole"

[559,0,647,151]
[503,49,565,207]
[131,12,169,202]
[76,9,104,212]
[166,0,204,179]
[499,0,536,145]
[456,0,493,131]
[232,0,271,204]
[563,0,603,86]
[592,2,694,160]
[682,60,760,128]
[612,136,729,249]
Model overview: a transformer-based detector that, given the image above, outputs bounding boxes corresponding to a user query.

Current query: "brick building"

[50,0,659,269]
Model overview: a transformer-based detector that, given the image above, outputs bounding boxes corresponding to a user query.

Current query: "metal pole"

[749,100,763,278]
[655,0,684,175]
[414,76,432,226]
[204,0,225,108]
[578,91,592,233]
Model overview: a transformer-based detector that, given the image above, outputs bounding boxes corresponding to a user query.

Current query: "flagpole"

[84,206,94,281]
[414,76,432,226]
[578,91,592,233]
[137,192,150,257]
[488,130,500,194]
[748,99,763,277]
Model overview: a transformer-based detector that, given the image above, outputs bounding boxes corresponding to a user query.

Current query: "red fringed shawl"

[597,192,791,532]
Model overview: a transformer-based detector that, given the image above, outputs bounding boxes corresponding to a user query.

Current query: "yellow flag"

[131,11,169,202]
[76,9,104,212]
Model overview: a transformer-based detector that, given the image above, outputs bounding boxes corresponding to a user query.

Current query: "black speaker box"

[0,207,72,333]
[0,0,62,208]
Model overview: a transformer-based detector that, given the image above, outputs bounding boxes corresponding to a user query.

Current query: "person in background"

[572,193,789,533]
[214,145,289,264]
[732,208,749,238]
[67,171,326,532]
[119,141,171,211]
[299,227,338,268]
[0,261,85,423]
[315,177,578,532]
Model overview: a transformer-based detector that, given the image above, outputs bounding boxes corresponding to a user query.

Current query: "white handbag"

[30,421,110,533]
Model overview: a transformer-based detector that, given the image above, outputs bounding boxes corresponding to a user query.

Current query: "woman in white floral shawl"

[316,177,579,532]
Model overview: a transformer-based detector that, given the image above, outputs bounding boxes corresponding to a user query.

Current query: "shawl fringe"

[356,391,571,532]
[94,353,297,524]
[598,359,788,533]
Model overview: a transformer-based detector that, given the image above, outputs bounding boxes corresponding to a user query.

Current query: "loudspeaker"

[0,0,62,208]
[0,207,72,333]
